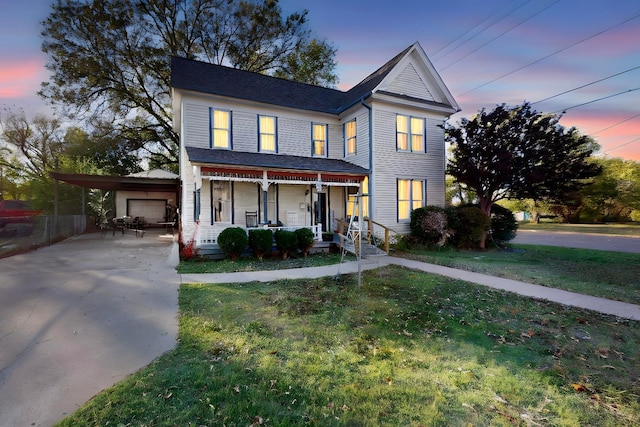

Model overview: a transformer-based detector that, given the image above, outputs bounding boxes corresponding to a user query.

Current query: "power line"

[433,0,529,62]
[592,112,640,136]
[532,65,640,105]
[458,11,640,96]
[553,87,640,114]
[603,136,640,154]
[441,0,559,71]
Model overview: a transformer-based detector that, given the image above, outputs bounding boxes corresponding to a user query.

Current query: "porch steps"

[338,238,387,258]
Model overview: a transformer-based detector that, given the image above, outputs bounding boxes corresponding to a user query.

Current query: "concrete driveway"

[0,230,180,426]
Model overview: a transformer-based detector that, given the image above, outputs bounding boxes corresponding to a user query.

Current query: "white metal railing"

[197,224,322,246]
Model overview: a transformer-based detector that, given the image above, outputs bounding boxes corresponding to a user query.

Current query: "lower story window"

[210,180,231,224]
[347,176,369,218]
[397,179,425,221]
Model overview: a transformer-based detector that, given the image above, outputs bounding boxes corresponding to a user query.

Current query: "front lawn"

[57,266,640,426]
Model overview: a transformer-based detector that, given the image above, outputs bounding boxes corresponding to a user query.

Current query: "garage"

[127,199,168,223]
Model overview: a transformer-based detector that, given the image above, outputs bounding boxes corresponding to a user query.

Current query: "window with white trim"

[259,115,277,152]
[210,109,231,149]
[345,119,356,155]
[312,123,327,157]
[397,179,425,221]
[210,180,231,224]
[396,115,425,152]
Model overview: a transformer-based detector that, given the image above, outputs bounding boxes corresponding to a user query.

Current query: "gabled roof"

[171,42,457,114]
[186,146,368,176]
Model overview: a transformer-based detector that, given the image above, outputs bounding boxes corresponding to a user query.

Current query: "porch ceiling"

[185,146,369,178]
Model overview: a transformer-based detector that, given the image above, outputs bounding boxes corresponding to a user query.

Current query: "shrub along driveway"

[0,230,179,427]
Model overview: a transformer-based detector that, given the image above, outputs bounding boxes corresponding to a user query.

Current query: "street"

[512,230,640,253]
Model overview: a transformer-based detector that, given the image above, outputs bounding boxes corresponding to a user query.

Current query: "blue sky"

[2,0,639,160]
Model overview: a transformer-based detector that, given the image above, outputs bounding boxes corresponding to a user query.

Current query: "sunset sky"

[2,0,639,161]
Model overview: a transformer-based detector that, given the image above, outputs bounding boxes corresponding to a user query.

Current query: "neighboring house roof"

[186,146,368,176]
[127,169,178,179]
[171,42,458,114]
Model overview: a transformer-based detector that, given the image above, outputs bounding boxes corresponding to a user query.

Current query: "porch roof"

[185,146,369,177]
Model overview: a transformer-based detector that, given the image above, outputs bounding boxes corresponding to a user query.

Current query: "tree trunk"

[478,199,493,249]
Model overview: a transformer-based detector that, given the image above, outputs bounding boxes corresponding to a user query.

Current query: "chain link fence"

[0,215,87,259]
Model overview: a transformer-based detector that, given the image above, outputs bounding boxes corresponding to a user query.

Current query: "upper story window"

[312,123,327,157]
[210,109,231,149]
[396,115,425,152]
[259,115,277,152]
[344,119,356,155]
[397,179,425,221]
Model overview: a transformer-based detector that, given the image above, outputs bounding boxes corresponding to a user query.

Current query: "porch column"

[261,171,271,225]
[193,165,202,223]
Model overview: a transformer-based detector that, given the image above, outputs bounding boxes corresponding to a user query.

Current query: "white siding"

[340,106,371,170]
[369,105,446,233]
[232,111,257,152]
[183,102,210,148]
[387,63,435,101]
[278,185,312,226]
[232,182,261,225]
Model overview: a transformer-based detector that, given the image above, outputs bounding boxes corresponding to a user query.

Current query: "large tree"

[445,102,601,248]
[40,0,337,168]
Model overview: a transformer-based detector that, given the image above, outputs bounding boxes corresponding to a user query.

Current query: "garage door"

[127,199,166,224]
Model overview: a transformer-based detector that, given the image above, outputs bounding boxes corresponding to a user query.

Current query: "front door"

[314,192,327,232]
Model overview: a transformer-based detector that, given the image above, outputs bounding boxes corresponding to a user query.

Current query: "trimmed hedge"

[274,229,298,259]
[295,227,316,257]
[489,204,518,244]
[217,227,248,261]
[248,228,273,260]
[455,206,490,249]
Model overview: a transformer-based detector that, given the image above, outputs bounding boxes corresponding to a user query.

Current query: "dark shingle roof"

[171,58,347,113]
[171,44,412,114]
[186,146,368,175]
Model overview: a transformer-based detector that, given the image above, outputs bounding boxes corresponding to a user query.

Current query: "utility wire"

[532,65,640,105]
[458,10,640,96]
[552,87,640,114]
[592,112,640,136]
[433,0,528,61]
[603,136,640,154]
[442,0,560,71]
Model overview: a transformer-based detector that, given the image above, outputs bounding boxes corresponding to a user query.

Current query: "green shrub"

[490,204,518,244]
[444,206,462,248]
[248,229,273,260]
[217,227,248,261]
[274,230,298,259]
[295,228,316,257]
[454,206,490,249]
[410,206,450,246]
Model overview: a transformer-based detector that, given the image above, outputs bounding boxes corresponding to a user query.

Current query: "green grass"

[178,252,354,274]
[56,266,640,426]
[519,222,640,236]
[396,245,640,305]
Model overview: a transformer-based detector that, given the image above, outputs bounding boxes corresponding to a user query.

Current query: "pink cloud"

[0,58,46,99]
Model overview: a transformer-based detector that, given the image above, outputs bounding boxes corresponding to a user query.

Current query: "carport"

[49,170,180,227]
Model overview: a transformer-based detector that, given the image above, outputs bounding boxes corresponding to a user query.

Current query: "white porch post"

[261,170,271,224]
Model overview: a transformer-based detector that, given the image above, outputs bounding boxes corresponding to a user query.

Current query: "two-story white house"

[171,42,459,250]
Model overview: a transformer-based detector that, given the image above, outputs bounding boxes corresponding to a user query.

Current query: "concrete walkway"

[181,256,640,321]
